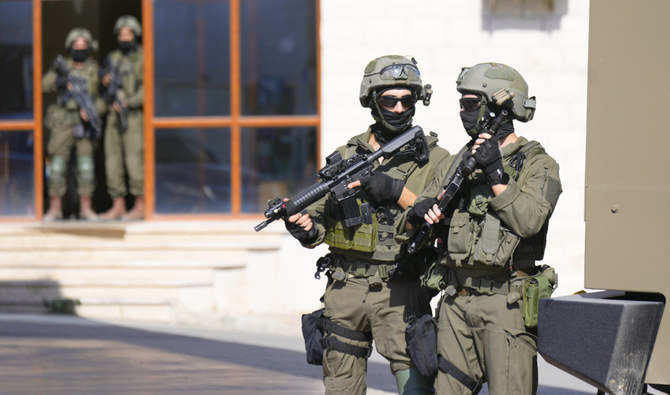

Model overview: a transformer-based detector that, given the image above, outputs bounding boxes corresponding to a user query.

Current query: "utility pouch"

[405,314,439,377]
[301,308,326,365]
[420,260,448,292]
[447,210,521,268]
[509,265,558,328]
[472,213,521,267]
[324,204,378,253]
[446,210,477,265]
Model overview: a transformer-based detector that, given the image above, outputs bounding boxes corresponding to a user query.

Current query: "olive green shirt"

[414,136,562,275]
[105,46,144,109]
[42,57,106,116]
[301,127,450,262]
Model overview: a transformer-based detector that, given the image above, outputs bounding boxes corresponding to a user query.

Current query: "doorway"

[41,0,142,219]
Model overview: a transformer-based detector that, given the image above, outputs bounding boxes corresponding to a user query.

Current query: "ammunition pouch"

[420,260,448,293]
[324,197,378,253]
[301,308,373,365]
[405,314,439,377]
[446,210,520,268]
[507,265,558,328]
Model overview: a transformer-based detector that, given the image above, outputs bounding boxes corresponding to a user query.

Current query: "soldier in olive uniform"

[407,63,562,394]
[43,28,105,221]
[99,15,144,220]
[286,55,450,394]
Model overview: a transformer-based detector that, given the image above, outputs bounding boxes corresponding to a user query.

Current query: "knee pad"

[77,155,95,182]
[50,155,67,182]
[394,367,435,395]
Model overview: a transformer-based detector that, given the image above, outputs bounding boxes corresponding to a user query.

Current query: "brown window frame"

[0,0,320,222]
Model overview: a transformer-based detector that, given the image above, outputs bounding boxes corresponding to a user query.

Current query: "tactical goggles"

[368,64,421,81]
[378,94,416,109]
[459,96,482,111]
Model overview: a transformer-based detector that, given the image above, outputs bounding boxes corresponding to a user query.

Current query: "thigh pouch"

[301,308,373,365]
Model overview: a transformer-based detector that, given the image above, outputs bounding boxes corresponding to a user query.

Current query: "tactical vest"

[443,140,546,270]
[324,132,440,262]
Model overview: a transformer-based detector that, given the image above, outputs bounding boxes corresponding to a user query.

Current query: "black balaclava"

[71,48,90,63]
[460,95,515,140]
[370,88,416,145]
[119,40,137,55]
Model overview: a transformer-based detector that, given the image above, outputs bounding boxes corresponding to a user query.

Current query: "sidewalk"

[0,313,599,394]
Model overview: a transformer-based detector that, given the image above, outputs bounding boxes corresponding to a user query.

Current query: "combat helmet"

[64,28,97,51]
[456,62,536,122]
[359,55,432,108]
[114,15,142,37]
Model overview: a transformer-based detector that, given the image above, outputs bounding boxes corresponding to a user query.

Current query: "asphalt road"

[0,314,599,394]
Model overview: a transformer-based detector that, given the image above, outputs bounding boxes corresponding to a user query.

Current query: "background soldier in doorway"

[407,63,562,394]
[43,28,105,221]
[286,55,449,394]
[99,15,144,220]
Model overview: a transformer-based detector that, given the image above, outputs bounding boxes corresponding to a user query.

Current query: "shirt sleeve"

[488,154,562,238]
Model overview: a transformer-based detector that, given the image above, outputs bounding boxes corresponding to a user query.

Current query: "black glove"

[285,217,317,243]
[359,172,404,205]
[407,198,438,226]
[55,75,68,89]
[472,138,505,186]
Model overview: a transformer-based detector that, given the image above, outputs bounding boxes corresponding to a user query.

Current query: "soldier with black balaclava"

[284,55,450,394]
[99,15,145,220]
[407,62,562,394]
[43,28,105,221]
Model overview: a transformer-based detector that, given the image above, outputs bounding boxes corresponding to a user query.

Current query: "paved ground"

[0,313,601,394]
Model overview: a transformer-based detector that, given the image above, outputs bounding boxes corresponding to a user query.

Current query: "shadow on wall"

[482,0,568,31]
[0,279,80,315]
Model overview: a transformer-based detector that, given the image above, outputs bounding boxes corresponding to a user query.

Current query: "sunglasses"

[378,95,416,109]
[459,97,482,112]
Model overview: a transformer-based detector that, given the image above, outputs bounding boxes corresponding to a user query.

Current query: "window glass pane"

[0,131,34,216]
[241,127,317,213]
[0,0,33,120]
[154,0,230,116]
[155,128,231,213]
[240,0,316,115]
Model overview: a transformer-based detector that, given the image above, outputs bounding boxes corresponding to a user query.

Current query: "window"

[0,0,34,218]
[0,1,33,120]
[152,0,319,217]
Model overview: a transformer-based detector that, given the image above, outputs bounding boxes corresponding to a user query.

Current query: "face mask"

[460,108,481,138]
[71,49,90,63]
[371,106,415,145]
[119,40,136,55]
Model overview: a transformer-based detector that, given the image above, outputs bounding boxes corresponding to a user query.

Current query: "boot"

[122,195,144,220]
[43,196,63,222]
[79,195,98,220]
[99,197,126,220]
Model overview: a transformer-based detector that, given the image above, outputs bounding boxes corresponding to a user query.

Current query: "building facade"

[0,0,588,329]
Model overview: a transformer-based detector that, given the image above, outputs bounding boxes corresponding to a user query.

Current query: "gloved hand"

[285,215,317,243]
[359,172,404,205]
[472,138,505,186]
[407,198,439,226]
[55,75,68,89]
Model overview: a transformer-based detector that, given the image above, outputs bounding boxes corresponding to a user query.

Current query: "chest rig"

[444,140,545,270]
[324,134,438,262]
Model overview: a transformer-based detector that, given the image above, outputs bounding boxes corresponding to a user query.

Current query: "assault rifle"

[254,125,431,232]
[406,90,515,254]
[53,55,103,137]
[103,59,128,130]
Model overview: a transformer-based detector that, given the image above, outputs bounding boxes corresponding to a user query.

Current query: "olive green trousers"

[322,275,430,395]
[104,109,144,197]
[47,125,95,197]
[435,293,538,395]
